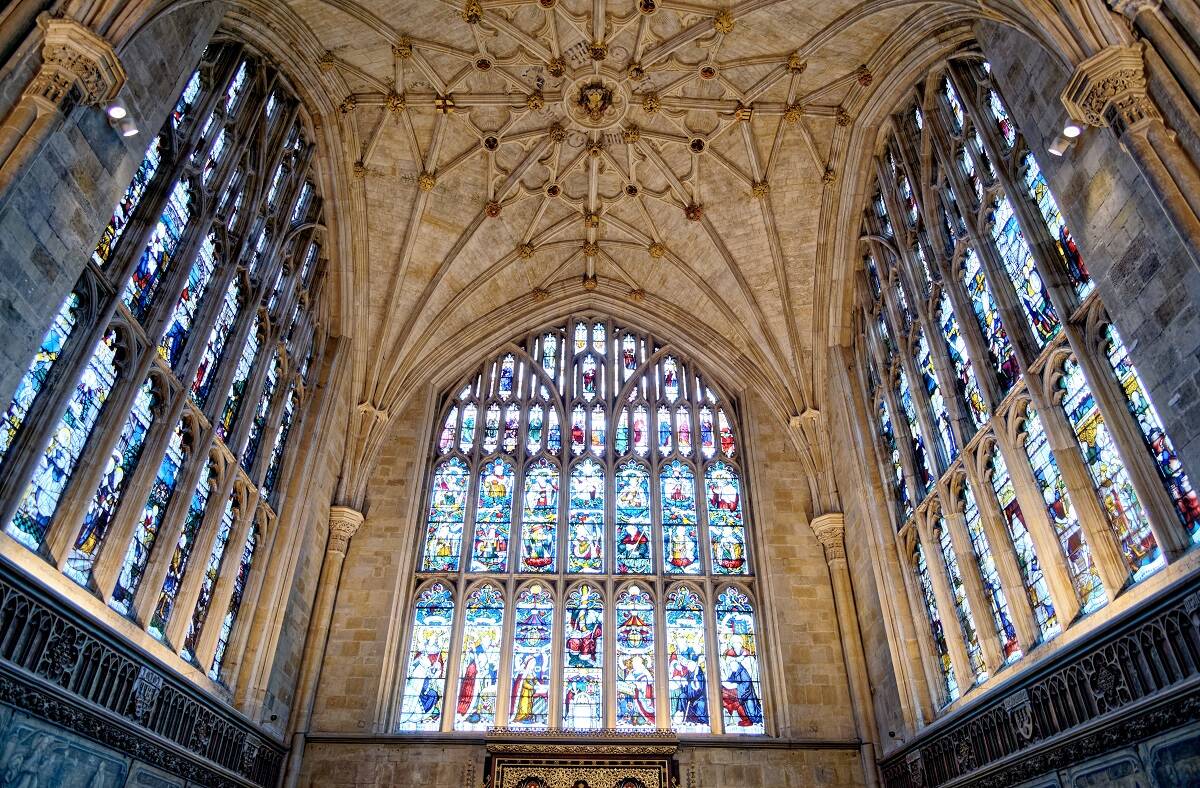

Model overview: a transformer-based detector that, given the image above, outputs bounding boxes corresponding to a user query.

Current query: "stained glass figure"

[460,403,477,453]
[209,522,258,681]
[1104,326,1200,542]
[621,334,638,380]
[66,379,156,586]
[878,399,913,524]
[520,459,559,573]
[716,587,765,732]
[589,405,605,457]
[615,585,656,727]
[934,517,986,682]
[111,417,188,617]
[663,357,681,403]
[242,349,282,472]
[988,447,1058,638]
[961,248,1018,391]
[614,461,652,574]
[936,292,988,431]
[961,481,1021,661]
[563,584,604,729]
[1021,405,1105,612]
[181,490,238,663]
[615,409,630,456]
[470,459,513,573]
[455,584,505,730]
[659,461,700,575]
[666,587,710,732]
[1022,153,1090,298]
[503,404,520,455]
[439,408,458,455]
[707,463,748,575]
[191,278,241,405]
[580,355,598,401]
[912,542,960,703]
[422,459,469,572]
[509,585,553,727]
[8,329,120,550]
[568,460,604,573]
[0,292,80,461]
[1060,359,1161,580]
[989,197,1060,345]
[542,334,558,378]
[397,583,454,731]
[527,405,544,455]
[656,405,672,455]
[160,233,217,369]
[574,322,588,354]
[677,407,693,457]
[172,70,201,129]
[262,384,296,504]
[571,405,586,456]
[215,317,260,443]
[482,404,500,454]
[916,330,957,462]
[633,405,649,457]
[986,89,1017,149]
[94,137,162,268]
[122,179,192,322]
[547,408,562,454]
[718,410,735,458]
[149,464,212,641]
[699,406,716,459]
[898,369,936,494]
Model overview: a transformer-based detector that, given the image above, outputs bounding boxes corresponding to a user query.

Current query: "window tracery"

[860,54,1197,710]
[399,318,765,734]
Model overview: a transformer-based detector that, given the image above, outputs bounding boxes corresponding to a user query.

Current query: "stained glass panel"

[961,248,1018,391]
[149,465,212,641]
[615,585,656,727]
[615,461,652,574]
[181,491,238,663]
[661,461,700,575]
[934,517,986,682]
[262,384,296,503]
[666,587,710,733]
[191,278,241,405]
[916,330,957,462]
[989,197,1060,345]
[209,522,258,681]
[567,459,604,573]
[912,542,960,703]
[1022,153,1091,298]
[397,583,454,731]
[706,463,748,575]
[509,585,553,728]
[214,316,260,443]
[122,179,192,322]
[519,459,558,573]
[242,349,282,472]
[986,89,1016,149]
[898,369,936,495]
[878,399,912,524]
[563,584,604,729]
[93,137,162,268]
[471,458,514,573]
[716,587,764,733]
[422,458,469,572]
[936,291,988,431]
[455,584,504,731]
[961,481,1020,662]
[7,329,119,550]
[160,233,217,369]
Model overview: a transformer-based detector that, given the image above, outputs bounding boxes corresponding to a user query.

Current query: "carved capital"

[810,512,846,563]
[328,506,364,555]
[28,17,125,111]
[1062,44,1161,136]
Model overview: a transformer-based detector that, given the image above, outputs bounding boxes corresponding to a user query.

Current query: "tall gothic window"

[398,318,766,734]
[0,42,326,689]
[860,54,1198,709]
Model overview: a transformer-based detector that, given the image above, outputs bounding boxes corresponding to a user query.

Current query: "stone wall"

[0,2,224,411]
[974,20,1200,491]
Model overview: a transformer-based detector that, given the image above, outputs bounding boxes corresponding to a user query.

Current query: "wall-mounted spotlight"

[1048,120,1084,157]
[105,102,139,137]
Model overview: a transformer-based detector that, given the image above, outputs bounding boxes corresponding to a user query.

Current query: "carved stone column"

[811,513,881,788]
[1062,44,1200,267]
[282,505,364,788]
[0,15,125,200]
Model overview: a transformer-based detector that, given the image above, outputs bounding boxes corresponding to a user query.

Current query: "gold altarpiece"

[484,729,680,788]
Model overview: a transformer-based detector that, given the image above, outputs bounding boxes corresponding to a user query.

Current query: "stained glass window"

[215,316,261,443]
[933,517,986,682]
[0,292,80,461]
[615,584,656,727]
[898,370,936,494]
[989,447,1058,638]
[942,77,965,132]
[454,584,504,730]
[160,233,218,369]
[471,459,514,573]
[913,542,960,703]
[262,383,297,503]
[960,248,1018,391]
[989,197,1060,346]
[985,89,1016,149]
[666,587,710,732]
[397,583,454,731]
[936,291,988,431]
[242,349,282,472]
[422,459,469,572]
[410,319,761,733]
[1104,326,1200,542]
[122,179,192,322]
[715,587,765,732]
[191,278,242,405]
[1059,359,1162,580]
[181,491,238,663]
[916,330,957,462]
[1021,405,1105,612]
[149,463,212,641]
[93,137,162,268]
[7,329,120,550]
[209,522,258,681]
[961,481,1021,662]
[509,584,553,728]
[563,584,604,728]
[878,399,912,524]
[66,379,156,586]
[111,417,187,616]
[519,459,558,573]
[1022,153,1091,298]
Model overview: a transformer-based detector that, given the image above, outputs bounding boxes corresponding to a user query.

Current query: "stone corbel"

[327,505,364,555]
[1061,44,1159,136]
[28,15,126,112]
[810,512,846,564]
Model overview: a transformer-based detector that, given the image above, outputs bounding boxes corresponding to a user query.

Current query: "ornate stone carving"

[712,8,735,34]
[517,242,536,259]
[327,506,364,555]
[485,200,502,217]
[1061,45,1160,136]
[131,667,163,725]
[751,180,770,199]
[338,95,356,114]
[317,51,336,71]
[783,102,803,125]
[526,90,546,111]
[647,242,667,258]
[29,17,125,110]
[417,172,436,191]
[386,91,407,114]
[810,513,846,563]
[392,38,413,59]
[684,203,703,222]
[462,0,484,24]
[582,241,600,257]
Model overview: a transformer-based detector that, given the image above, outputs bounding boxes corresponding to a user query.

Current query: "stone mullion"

[653,584,669,729]
[219,505,275,691]
[247,357,295,489]
[701,583,724,733]
[940,493,1004,674]
[223,324,282,469]
[879,362,927,520]
[89,368,189,600]
[897,527,954,709]
[916,510,976,692]
[959,448,1042,653]
[193,483,261,670]
[131,430,217,627]
[162,469,241,651]
[39,332,159,567]
[991,410,1083,626]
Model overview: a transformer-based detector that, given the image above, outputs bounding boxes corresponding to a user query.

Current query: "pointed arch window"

[397,583,455,732]
[403,317,766,733]
[454,584,505,731]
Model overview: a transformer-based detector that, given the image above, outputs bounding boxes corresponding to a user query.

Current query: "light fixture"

[105,102,127,120]
[1063,122,1083,139]
[116,116,139,137]
[1047,133,1072,157]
